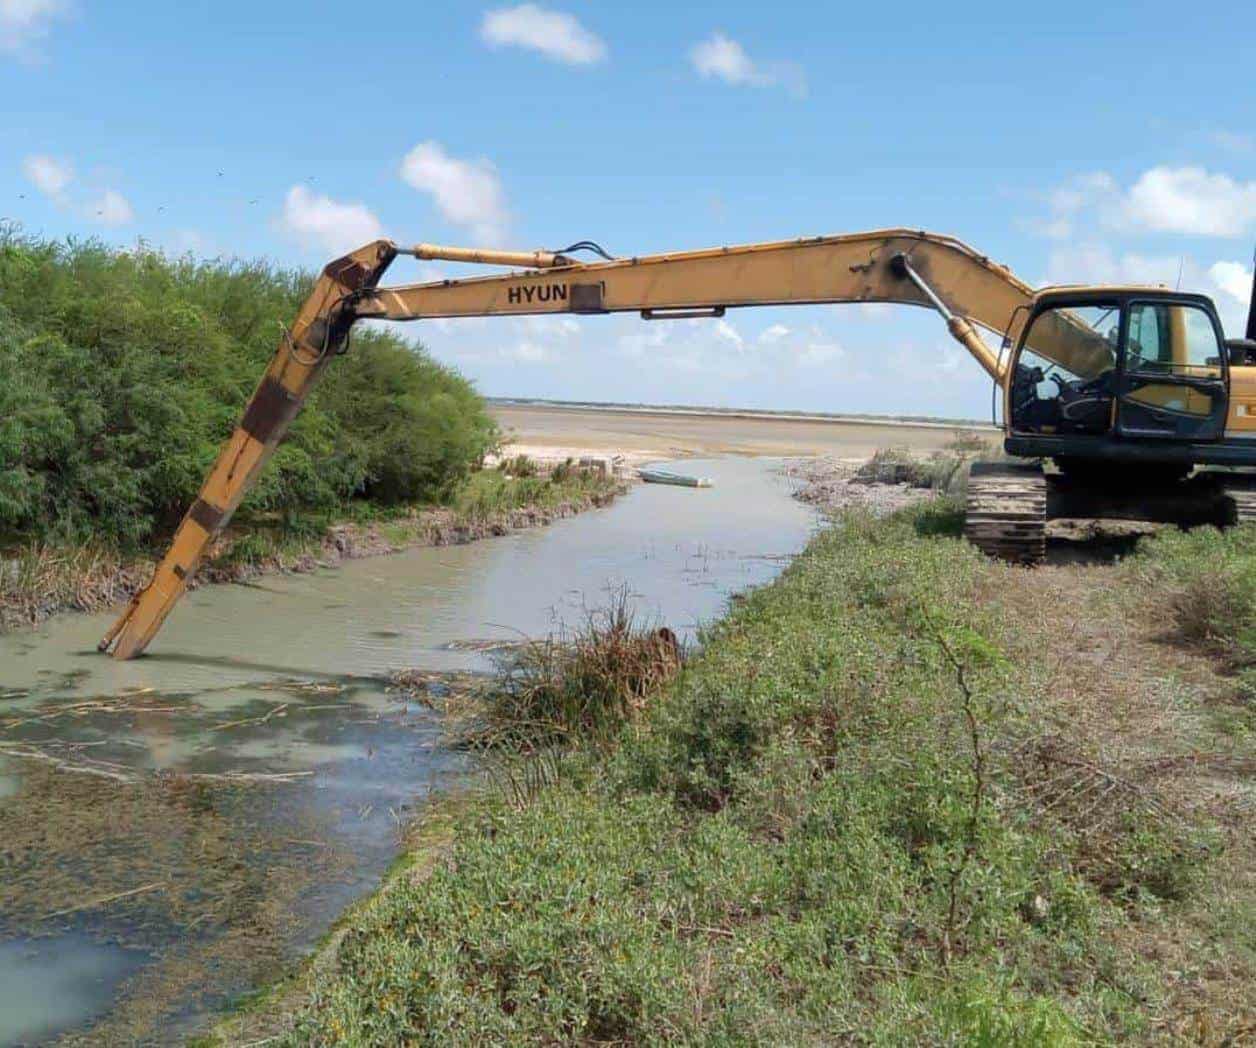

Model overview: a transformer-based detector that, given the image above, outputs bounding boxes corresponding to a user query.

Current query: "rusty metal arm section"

[363,229,1035,381]
[100,240,400,660]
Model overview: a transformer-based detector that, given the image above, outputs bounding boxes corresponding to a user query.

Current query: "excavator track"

[964,462,1048,566]
[1219,478,1256,524]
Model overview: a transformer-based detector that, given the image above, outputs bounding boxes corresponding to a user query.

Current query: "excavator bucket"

[99,240,397,659]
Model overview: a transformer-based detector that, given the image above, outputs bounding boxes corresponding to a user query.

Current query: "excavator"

[100,229,1256,659]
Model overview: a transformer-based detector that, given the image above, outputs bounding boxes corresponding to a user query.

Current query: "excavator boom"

[101,229,1043,659]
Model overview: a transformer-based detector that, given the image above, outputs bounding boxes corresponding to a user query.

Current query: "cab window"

[1011,303,1119,435]
[1127,303,1223,373]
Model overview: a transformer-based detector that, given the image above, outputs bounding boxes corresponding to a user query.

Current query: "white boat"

[638,469,713,488]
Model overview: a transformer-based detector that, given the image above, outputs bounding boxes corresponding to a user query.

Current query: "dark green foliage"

[315,337,496,505]
[0,229,497,547]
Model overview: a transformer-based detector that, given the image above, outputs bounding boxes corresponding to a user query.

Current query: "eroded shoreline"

[0,477,624,636]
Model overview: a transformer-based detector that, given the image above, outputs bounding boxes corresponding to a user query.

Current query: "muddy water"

[0,458,816,1044]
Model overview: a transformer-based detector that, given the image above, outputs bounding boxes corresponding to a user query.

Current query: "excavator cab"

[1008,290,1229,446]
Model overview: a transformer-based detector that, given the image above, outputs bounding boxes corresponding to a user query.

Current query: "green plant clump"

[288,509,1207,1044]
[0,229,498,548]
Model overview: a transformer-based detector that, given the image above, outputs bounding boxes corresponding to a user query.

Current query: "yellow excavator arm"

[102,228,1042,659]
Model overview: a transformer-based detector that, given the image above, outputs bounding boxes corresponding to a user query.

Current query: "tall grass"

[1131,524,1256,657]
[452,461,617,524]
[472,588,682,749]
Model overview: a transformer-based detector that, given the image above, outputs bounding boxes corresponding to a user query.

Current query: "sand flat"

[491,402,991,463]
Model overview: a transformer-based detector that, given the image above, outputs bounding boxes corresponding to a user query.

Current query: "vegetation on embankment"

[0,463,622,631]
[272,503,1254,1044]
[0,231,626,629]
[0,229,497,548]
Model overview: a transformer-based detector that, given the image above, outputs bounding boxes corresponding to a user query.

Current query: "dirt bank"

[0,480,624,635]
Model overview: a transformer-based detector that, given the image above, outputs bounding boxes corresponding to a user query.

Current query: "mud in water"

[0,458,817,1044]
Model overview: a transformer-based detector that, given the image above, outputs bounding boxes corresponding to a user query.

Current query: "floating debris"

[42,882,167,921]
[441,638,529,653]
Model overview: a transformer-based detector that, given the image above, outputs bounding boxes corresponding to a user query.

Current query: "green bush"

[0,230,497,547]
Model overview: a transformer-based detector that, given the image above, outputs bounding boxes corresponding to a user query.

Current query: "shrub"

[0,229,497,547]
[857,446,936,488]
[496,454,538,478]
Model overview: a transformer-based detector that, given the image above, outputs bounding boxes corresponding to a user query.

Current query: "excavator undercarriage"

[100,228,1256,658]
[964,463,1256,566]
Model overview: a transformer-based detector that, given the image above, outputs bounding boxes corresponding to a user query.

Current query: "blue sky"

[3,0,1254,418]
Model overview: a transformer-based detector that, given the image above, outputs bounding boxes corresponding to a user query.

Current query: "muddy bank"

[0,482,623,635]
[786,456,937,516]
[787,453,1170,561]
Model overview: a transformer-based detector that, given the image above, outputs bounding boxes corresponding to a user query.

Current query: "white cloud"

[278,185,383,255]
[1031,167,1256,240]
[690,33,762,85]
[1047,171,1117,216]
[689,32,805,96]
[400,141,509,246]
[798,338,844,367]
[88,188,133,226]
[1042,243,1184,288]
[1123,167,1256,237]
[1044,242,1253,336]
[480,4,605,65]
[511,340,558,363]
[1210,261,1253,306]
[758,323,790,345]
[23,151,134,227]
[170,229,209,254]
[0,0,69,60]
[613,316,756,379]
[21,152,72,198]
[713,317,745,349]
[520,314,581,339]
